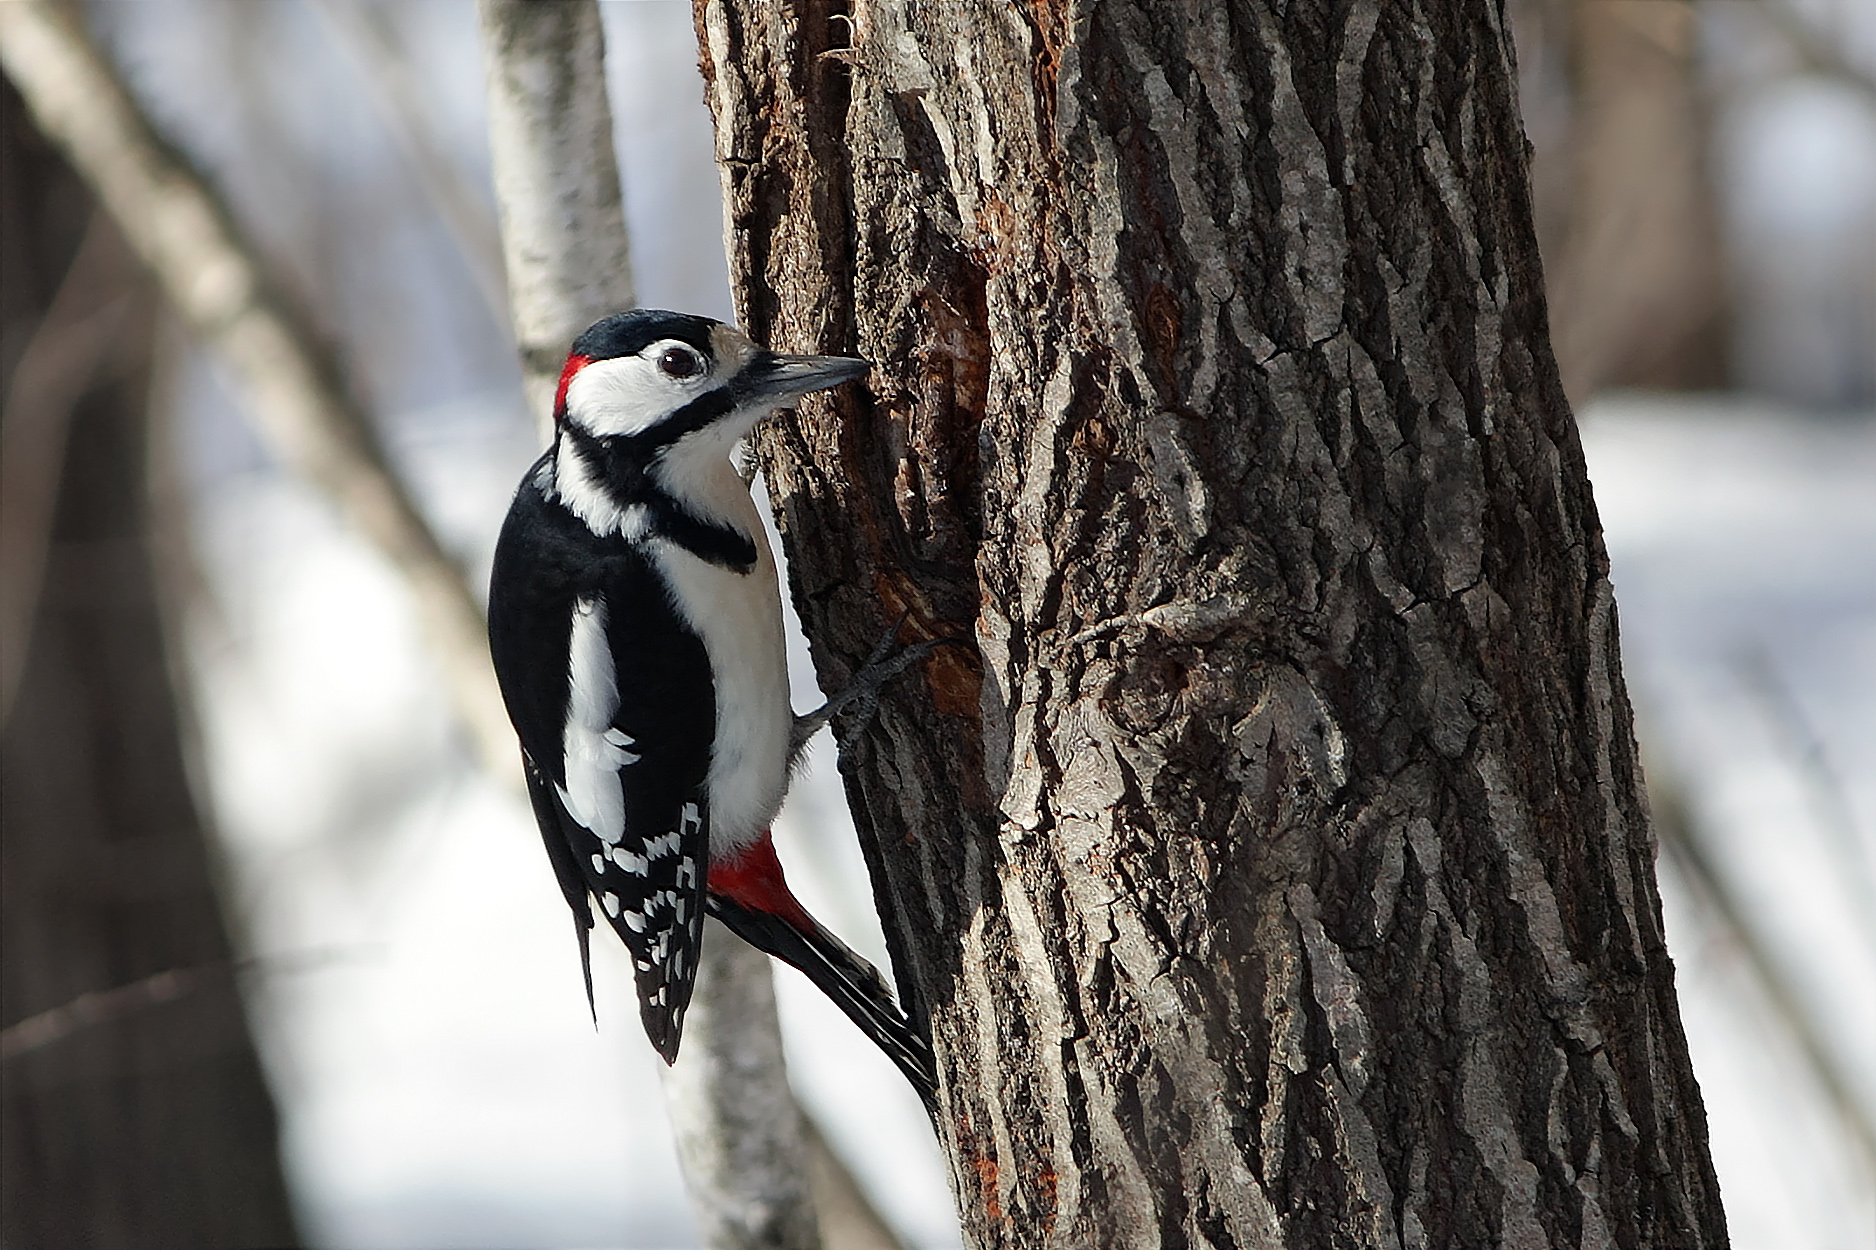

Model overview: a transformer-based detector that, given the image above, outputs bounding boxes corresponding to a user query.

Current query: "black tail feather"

[708,895,938,1113]
[524,759,599,1023]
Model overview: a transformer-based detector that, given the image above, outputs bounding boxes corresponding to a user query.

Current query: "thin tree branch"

[1736,647,1876,953]
[1754,0,1876,104]
[0,948,369,1063]
[1649,754,1876,1167]
[304,0,512,329]
[0,210,138,727]
[0,0,515,775]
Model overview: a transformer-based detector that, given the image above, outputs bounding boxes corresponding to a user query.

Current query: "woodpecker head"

[553,310,870,452]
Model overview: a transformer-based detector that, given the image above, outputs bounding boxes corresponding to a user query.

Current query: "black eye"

[658,346,702,379]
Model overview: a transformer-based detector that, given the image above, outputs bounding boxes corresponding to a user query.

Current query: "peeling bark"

[695,1,1727,1247]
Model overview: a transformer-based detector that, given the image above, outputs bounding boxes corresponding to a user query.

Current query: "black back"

[487,459,714,1058]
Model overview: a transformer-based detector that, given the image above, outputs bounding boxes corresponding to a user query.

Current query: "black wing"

[489,470,714,1060]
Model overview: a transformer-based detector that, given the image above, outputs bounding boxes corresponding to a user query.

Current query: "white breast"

[648,452,791,858]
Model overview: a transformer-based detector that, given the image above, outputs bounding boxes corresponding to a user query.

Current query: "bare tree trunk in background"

[1511,0,1729,402]
[663,918,823,1250]
[0,75,300,1249]
[476,8,839,1249]
[698,2,1729,1246]
[0,0,512,775]
[479,0,636,440]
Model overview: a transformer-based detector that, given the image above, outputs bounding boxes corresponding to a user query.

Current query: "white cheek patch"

[554,597,639,845]
[565,355,698,437]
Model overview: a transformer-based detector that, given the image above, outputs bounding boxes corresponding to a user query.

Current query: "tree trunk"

[478,0,636,438]
[1509,0,1729,404]
[695,2,1728,1247]
[476,9,841,1248]
[0,74,300,1249]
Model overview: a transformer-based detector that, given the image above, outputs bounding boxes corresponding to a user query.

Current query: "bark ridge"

[694,2,1727,1246]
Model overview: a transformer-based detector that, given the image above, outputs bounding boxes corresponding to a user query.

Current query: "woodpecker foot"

[790,613,943,759]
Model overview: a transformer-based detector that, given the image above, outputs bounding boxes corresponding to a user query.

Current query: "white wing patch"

[555,596,639,844]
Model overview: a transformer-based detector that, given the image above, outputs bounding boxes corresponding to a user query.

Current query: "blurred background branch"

[306,0,511,328]
[1649,753,1876,1167]
[0,0,513,774]
[0,210,136,724]
[1756,0,1876,103]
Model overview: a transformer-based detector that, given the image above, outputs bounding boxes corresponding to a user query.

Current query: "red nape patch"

[707,832,816,934]
[553,353,592,424]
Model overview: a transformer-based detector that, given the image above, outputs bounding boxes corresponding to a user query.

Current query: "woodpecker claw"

[790,612,949,760]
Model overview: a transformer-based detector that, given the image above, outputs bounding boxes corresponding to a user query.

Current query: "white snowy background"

[87,2,1876,1247]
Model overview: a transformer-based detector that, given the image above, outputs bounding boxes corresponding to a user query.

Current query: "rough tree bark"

[695,2,1728,1247]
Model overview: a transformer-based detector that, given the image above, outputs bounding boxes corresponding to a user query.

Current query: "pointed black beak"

[740,352,871,404]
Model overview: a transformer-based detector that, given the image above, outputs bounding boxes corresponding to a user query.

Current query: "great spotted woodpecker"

[487,309,935,1105]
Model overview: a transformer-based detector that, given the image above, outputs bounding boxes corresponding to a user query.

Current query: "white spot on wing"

[612,848,649,875]
[601,892,620,918]
[603,727,640,762]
